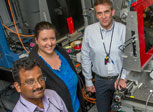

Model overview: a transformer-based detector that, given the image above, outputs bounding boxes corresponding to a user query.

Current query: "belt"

[95,74,118,80]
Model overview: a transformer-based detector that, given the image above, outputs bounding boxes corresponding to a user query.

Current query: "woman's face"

[35,29,56,55]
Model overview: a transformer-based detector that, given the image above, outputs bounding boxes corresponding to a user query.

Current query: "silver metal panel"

[0,0,12,25]
[113,0,124,17]
[16,0,51,32]
[121,71,153,112]
[126,72,153,104]
[81,0,97,26]
[143,60,153,72]
[81,0,89,27]
[122,100,153,112]
[123,12,141,72]
[81,0,94,9]
[131,76,153,103]
[39,0,51,22]
[16,0,40,33]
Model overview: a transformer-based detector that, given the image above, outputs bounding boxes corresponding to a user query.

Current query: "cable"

[7,0,29,54]
[78,74,96,103]
[82,86,96,103]
[78,75,96,103]
[144,90,153,112]
[2,23,34,37]
[118,35,136,52]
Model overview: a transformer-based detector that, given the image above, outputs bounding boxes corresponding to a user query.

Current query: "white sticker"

[107,61,115,74]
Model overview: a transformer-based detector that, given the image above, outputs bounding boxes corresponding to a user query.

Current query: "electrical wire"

[118,35,136,52]
[78,75,96,103]
[144,91,153,112]
[7,0,30,54]
[82,86,96,103]
[79,75,95,102]
[2,23,34,37]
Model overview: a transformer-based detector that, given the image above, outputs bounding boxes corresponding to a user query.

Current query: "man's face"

[95,3,115,30]
[35,29,56,55]
[14,66,45,102]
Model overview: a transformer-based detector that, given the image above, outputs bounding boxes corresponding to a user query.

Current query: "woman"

[29,21,85,112]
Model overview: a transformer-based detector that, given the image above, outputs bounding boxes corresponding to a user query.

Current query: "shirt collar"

[20,94,50,112]
[99,21,115,31]
[42,94,50,111]
[20,95,37,112]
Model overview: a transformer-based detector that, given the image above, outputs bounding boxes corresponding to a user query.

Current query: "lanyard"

[99,24,115,57]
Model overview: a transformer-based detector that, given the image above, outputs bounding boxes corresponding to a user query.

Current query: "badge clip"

[105,56,109,65]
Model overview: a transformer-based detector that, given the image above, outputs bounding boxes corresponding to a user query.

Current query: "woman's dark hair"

[12,57,40,83]
[94,0,113,10]
[34,21,57,39]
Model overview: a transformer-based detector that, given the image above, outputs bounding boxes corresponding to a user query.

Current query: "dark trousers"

[95,75,116,112]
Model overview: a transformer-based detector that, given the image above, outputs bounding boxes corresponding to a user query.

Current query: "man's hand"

[114,79,127,90]
[86,85,96,93]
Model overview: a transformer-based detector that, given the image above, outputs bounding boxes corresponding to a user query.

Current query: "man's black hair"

[12,57,40,83]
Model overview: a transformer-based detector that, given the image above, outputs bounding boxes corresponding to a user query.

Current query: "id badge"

[107,62,115,74]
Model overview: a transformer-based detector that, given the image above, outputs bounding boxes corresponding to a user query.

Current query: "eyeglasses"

[21,76,46,86]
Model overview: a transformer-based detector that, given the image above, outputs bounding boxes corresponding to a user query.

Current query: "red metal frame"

[131,0,153,68]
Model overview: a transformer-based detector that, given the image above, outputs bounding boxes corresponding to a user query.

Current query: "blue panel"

[0,21,19,69]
